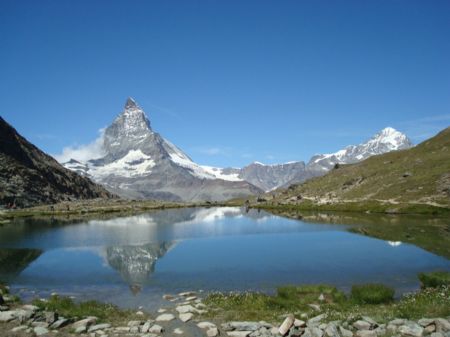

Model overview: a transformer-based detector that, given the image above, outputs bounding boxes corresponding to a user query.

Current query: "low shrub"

[418,271,450,288]
[351,283,394,304]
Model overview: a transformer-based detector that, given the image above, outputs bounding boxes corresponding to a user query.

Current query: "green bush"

[351,284,395,304]
[418,271,450,288]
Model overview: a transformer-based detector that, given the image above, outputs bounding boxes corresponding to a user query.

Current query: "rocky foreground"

[1,289,450,337]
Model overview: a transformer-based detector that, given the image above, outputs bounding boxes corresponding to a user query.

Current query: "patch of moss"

[350,284,395,304]
[418,271,450,288]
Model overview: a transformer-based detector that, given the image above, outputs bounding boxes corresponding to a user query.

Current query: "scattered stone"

[198,322,217,329]
[325,323,339,337]
[174,328,184,334]
[418,319,434,327]
[22,304,39,312]
[435,319,450,332]
[176,304,198,314]
[136,310,145,316]
[353,321,371,331]
[356,330,376,337]
[223,322,262,331]
[163,294,175,301]
[130,326,140,333]
[308,314,327,326]
[33,326,49,336]
[288,327,304,337]
[425,325,436,334]
[362,316,378,327]
[339,326,353,337]
[75,325,87,334]
[309,304,321,311]
[306,327,324,337]
[31,322,49,328]
[294,319,306,328]
[430,333,445,337]
[179,313,194,322]
[50,318,70,329]
[227,332,252,337]
[279,315,295,336]
[45,311,58,324]
[88,323,111,332]
[128,320,142,327]
[0,310,16,322]
[141,321,152,333]
[114,327,130,332]
[149,324,164,334]
[157,308,167,313]
[0,305,9,311]
[73,317,97,329]
[186,296,198,301]
[208,327,220,337]
[398,323,424,337]
[11,325,28,332]
[391,319,407,326]
[155,313,175,321]
[318,294,325,302]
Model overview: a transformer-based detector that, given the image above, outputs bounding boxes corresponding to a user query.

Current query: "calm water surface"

[0,207,448,309]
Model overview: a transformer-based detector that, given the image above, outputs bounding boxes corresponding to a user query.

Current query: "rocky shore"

[1,288,449,337]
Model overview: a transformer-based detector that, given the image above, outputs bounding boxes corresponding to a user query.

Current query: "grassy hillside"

[261,127,450,213]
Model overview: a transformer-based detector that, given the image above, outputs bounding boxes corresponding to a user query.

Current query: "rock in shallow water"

[155,313,175,321]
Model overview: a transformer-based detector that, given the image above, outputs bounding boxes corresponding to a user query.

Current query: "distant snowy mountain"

[62,98,261,201]
[208,127,413,192]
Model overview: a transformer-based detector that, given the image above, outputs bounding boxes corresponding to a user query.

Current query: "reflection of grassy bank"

[204,283,450,323]
[258,208,450,259]
[0,248,42,283]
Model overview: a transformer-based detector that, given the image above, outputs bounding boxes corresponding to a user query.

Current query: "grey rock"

[149,324,164,334]
[353,321,371,331]
[31,322,49,328]
[88,323,111,332]
[325,323,340,337]
[418,319,435,327]
[223,321,262,332]
[11,325,28,332]
[279,315,295,336]
[430,333,445,337]
[294,319,306,328]
[141,321,152,333]
[362,317,378,327]
[0,310,16,322]
[398,323,424,337]
[75,325,87,334]
[127,320,142,327]
[179,313,194,322]
[45,311,58,324]
[309,304,321,312]
[155,313,175,321]
[308,314,327,326]
[425,325,436,334]
[176,304,198,314]
[33,326,49,336]
[288,327,304,337]
[130,326,140,333]
[50,318,70,329]
[339,326,353,337]
[391,319,407,326]
[0,305,9,311]
[199,322,218,329]
[306,327,324,337]
[207,328,220,337]
[73,317,97,329]
[227,332,252,337]
[435,319,450,332]
[174,328,184,334]
[355,331,376,337]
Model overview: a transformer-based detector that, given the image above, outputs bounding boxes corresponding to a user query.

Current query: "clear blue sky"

[1,0,449,167]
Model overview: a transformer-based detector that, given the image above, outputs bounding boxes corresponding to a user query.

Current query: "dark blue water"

[0,207,448,309]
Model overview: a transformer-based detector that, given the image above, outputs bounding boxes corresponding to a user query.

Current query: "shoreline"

[0,280,449,337]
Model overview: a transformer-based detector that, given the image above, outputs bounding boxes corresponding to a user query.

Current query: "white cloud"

[53,128,106,163]
[191,146,230,156]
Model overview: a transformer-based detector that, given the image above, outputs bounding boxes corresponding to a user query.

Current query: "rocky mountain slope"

[63,98,261,201]
[0,117,114,207]
[267,127,450,210]
[215,127,413,191]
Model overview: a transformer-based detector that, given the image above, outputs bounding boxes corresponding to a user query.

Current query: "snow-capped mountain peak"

[309,127,413,169]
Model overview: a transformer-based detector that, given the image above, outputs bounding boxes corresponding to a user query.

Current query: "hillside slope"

[0,116,114,207]
[266,127,450,212]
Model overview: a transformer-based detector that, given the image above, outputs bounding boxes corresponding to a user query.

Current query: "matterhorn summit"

[63,98,261,201]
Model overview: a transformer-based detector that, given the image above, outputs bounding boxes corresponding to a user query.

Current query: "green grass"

[350,284,394,304]
[204,284,450,323]
[32,296,144,323]
[418,271,450,288]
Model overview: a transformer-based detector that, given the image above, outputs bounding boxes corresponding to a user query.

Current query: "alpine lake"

[0,207,449,310]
